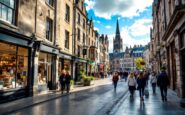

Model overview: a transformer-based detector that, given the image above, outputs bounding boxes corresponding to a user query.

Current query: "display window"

[64,59,71,73]
[0,42,28,91]
[58,59,71,76]
[38,52,54,85]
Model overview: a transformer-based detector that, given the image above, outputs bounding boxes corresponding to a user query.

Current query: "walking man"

[157,68,169,102]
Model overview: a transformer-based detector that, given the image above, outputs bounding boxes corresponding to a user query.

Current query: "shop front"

[58,53,72,77]
[38,52,56,93]
[0,41,30,103]
[74,58,87,82]
[35,44,59,94]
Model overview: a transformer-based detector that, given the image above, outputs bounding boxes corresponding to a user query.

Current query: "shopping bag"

[144,88,149,97]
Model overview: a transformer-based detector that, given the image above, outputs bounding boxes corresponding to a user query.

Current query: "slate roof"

[109,52,125,60]
[130,46,145,57]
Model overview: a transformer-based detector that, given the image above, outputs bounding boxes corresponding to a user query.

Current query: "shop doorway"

[38,53,54,91]
[181,49,185,97]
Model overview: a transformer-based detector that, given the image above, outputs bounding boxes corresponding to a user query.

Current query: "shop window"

[65,4,70,22]
[38,53,54,86]
[0,0,16,24]
[65,30,69,49]
[0,42,28,91]
[46,17,53,42]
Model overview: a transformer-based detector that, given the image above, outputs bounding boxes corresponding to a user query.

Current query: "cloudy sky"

[85,0,153,53]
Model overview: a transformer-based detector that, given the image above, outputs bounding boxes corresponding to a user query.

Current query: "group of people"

[112,68,169,102]
[59,70,71,94]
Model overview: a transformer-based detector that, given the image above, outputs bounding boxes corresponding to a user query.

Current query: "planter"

[84,80,91,86]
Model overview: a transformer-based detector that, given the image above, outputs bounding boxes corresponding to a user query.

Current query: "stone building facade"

[151,0,185,106]
[0,0,103,103]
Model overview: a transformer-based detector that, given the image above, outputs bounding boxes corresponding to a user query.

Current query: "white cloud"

[105,25,112,29]
[85,0,153,19]
[108,19,151,53]
[129,19,152,37]
[120,27,150,48]
[85,0,95,11]
[108,34,114,53]
[94,27,99,31]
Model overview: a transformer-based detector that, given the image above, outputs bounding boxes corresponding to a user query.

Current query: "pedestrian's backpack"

[113,75,119,81]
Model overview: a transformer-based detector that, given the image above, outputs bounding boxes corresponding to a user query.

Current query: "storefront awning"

[75,58,87,63]
[40,44,59,54]
[59,53,72,60]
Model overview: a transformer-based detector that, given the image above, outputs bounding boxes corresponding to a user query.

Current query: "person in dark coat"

[65,71,71,93]
[137,72,147,101]
[157,69,169,102]
[112,72,119,90]
[59,70,66,94]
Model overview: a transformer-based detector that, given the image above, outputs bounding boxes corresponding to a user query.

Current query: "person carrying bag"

[128,72,137,97]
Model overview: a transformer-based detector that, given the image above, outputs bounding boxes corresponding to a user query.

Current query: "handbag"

[144,88,149,96]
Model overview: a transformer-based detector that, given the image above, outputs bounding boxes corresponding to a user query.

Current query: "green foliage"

[83,76,94,82]
[77,67,86,81]
[135,58,145,70]
[70,80,74,86]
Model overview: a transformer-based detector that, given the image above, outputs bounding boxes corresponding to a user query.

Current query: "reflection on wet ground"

[10,82,128,115]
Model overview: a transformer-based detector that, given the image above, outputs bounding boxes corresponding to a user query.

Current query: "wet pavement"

[2,80,185,115]
[7,81,128,115]
[110,86,185,115]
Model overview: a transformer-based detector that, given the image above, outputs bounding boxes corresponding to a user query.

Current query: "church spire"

[115,19,120,39]
[113,19,123,53]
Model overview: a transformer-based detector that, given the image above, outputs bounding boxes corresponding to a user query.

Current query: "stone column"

[72,60,76,80]
[33,51,39,95]
[55,56,59,90]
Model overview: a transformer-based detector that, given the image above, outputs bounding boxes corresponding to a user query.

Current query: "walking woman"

[128,72,137,97]
[65,71,71,94]
[59,70,66,94]
[150,72,157,94]
[137,72,146,101]
[112,72,119,90]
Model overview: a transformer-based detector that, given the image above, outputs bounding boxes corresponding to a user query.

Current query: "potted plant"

[70,80,74,90]
[83,76,94,86]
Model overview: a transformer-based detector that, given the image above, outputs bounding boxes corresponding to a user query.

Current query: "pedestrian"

[137,72,147,101]
[59,70,66,94]
[112,72,119,91]
[128,72,137,97]
[157,68,169,102]
[150,72,157,94]
[65,71,71,94]
[144,71,149,86]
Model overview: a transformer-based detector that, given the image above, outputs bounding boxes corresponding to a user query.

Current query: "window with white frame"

[0,0,16,24]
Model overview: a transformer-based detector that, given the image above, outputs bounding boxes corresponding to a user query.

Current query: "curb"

[1,93,66,115]
[1,82,111,115]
